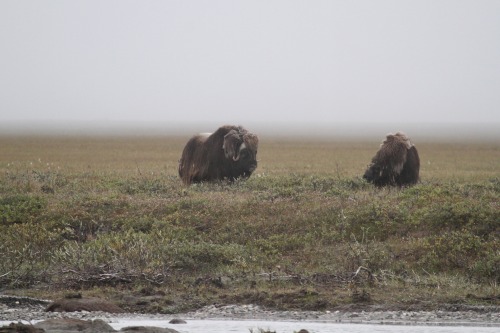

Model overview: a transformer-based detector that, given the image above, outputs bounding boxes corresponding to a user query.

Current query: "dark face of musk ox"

[178,125,258,185]
[363,132,420,187]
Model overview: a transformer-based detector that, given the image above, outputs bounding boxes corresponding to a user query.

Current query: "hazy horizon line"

[1,120,499,142]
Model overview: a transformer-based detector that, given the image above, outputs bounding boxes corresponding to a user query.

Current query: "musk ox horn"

[243,133,259,152]
[232,142,247,161]
[222,129,242,161]
[232,133,259,161]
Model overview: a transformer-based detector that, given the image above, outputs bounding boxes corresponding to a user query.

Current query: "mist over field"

[1,120,499,143]
[2,1,499,143]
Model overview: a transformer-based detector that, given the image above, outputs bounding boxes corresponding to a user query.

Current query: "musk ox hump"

[392,131,413,149]
[376,133,408,174]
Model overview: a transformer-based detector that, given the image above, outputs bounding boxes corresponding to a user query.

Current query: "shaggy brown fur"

[178,125,259,185]
[363,132,420,187]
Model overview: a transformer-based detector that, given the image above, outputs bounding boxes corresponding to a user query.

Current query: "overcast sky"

[1,1,499,135]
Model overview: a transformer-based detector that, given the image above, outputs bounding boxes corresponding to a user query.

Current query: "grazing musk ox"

[363,132,420,187]
[178,125,259,185]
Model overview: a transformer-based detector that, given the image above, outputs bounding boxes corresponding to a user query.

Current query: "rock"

[0,322,44,333]
[45,298,124,313]
[167,319,186,324]
[120,327,179,333]
[62,293,82,299]
[34,318,116,332]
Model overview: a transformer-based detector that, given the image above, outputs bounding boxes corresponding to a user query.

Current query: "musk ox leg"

[398,145,420,186]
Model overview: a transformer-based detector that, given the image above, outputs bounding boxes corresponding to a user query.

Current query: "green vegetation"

[0,135,498,313]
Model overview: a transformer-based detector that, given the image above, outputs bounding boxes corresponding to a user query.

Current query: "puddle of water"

[109,318,500,333]
[2,318,499,333]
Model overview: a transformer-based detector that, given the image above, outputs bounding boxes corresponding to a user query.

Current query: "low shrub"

[0,194,46,225]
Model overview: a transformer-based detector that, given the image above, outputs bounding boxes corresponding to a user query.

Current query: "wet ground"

[1,296,499,332]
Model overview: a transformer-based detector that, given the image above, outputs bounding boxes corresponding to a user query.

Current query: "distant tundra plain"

[0,132,498,314]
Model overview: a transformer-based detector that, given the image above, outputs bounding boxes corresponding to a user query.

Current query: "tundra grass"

[0,135,498,313]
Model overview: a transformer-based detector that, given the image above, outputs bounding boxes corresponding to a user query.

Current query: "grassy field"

[0,134,498,313]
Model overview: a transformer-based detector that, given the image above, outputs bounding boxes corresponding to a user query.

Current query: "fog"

[1,120,498,144]
[1,1,499,141]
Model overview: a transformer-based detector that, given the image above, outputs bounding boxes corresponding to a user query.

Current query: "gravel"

[1,296,499,327]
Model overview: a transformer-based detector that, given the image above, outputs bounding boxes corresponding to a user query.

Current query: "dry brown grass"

[1,135,498,181]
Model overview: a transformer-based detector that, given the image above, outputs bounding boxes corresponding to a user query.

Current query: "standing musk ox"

[178,125,259,185]
[363,132,420,187]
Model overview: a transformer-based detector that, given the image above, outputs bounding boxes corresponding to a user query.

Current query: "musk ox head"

[178,125,259,185]
[363,132,420,187]
[223,129,259,163]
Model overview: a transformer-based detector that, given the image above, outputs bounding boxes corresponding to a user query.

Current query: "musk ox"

[178,125,259,185]
[363,132,420,187]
